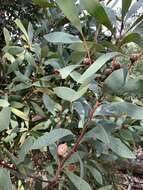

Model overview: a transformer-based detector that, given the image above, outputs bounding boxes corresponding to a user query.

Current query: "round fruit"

[67,164,77,172]
[83,57,92,65]
[130,54,139,64]
[57,143,68,157]
[104,68,112,76]
[112,62,121,70]
[53,69,60,75]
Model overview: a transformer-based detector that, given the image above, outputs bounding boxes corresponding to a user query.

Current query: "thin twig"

[81,33,91,60]
[0,161,50,183]
[45,100,101,189]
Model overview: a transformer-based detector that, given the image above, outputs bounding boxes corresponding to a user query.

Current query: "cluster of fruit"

[104,60,121,77]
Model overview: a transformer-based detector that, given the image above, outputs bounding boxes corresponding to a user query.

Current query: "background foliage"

[0,0,143,189]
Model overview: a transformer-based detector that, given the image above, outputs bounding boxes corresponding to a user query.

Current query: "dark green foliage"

[0,0,143,189]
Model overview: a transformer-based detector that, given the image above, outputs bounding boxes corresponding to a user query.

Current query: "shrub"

[0,0,143,189]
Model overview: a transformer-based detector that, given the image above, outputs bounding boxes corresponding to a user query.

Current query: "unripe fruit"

[57,143,68,157]
[83,57,92,65]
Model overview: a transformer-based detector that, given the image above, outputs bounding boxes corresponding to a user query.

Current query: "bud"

[83,57,92,65]
[53,69,60,75]
[67,164,77,172]
[57,143,68,157]
[104,68,112,76]
[112,63,121,70]
[130,54,139,64]
[111,59,121,70]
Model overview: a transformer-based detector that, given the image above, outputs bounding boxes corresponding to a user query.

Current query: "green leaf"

[25,51,36,65]
[122,0,132,19]
[15,19,29,42]
[28,22,34,44]
[64,151,85,166]
[3,53,15,63]
[3,46,25,55]
[54,87,75,101]
[0,99,9,107]
[66,171,92,190]
[87,165,103,185]
[57,0,82,33]
[0,169,12,190]
[70,71,81,82]
[69,42,92,52]
[59,65,80,79]
[80,0,113,32]
[105,101,143,120]
[78,52,120,83]
[133,21,143,36]
[120,129,134,142]
[33,0,56,8]
[109,136,136,159]
[14,71,29,82]
[73,101,85,124]
[98,185,113,190]
[71,86,89,102]
[17,136,35,164]
[0,107,11,132]
[54,86,88,102]
[123,77,143,94]
[104,68,128,94]
[11,107,29,121]
[3,27,11,46]
[85,125,110,144]
[120,32,143,48]
[129,15,143,31]
[31,101,46,117]
[31,128,73,149]
[44,32,81,44]
[104,70,143,95]
[126,0,143,20]
[11,83,31,92]
[43,94,56,115]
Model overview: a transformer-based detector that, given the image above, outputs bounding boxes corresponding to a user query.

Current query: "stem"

[81,33,91,60]
[0,161,16,171]
[61,101,100,167]
[119,21,124,38]
[0,100,100,189]
[0,161,50,183]
[45,100,100,189]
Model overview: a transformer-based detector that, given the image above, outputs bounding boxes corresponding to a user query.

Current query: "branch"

[81,33,91,60]
[44,100,101,189]
[0,161,16,171]
[0,161,50,183]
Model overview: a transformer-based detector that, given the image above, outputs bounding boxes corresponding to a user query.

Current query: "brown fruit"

[67,164,77,172]
[53,69,60,75]
[122,125,129,129]
[83,57,92,65]
[111,58,121,70]
[104,68,112,76]
[130,54,139,64]
[112,62,121,70]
